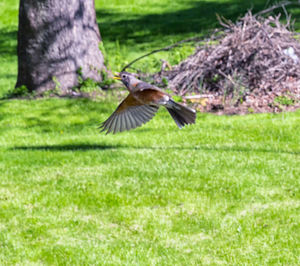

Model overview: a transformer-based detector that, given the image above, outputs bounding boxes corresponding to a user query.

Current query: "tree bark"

[16,0,106,94]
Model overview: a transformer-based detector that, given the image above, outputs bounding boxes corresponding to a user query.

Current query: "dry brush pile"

[157,12,300,114]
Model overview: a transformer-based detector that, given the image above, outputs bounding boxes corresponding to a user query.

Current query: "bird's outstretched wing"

[99,93,159,134]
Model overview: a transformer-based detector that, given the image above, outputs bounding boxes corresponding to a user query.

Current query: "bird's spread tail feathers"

[165,99,196,128]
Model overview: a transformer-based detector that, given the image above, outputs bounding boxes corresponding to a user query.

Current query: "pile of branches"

[157,12,300,113]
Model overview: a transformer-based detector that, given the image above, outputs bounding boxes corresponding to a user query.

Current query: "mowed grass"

[0,0,300,264]
[0,98,299,264]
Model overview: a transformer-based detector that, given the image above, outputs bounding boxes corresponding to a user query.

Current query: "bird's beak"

[113,72,121,80]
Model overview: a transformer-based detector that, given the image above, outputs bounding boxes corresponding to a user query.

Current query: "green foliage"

[274,95,295,106]
[248,107,255,113]
[5,85,29,98]
[172,95,183,102]
[161,77,169,86]
[40,76,62,97]
[78,77,101,93]
[212,74,220,83]
[52,76,62,94]
[76,68,114,92]
[99,70,115,89]
[76,66,83,79]
[76,67,101,93]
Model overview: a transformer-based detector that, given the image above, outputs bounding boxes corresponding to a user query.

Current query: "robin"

[99,72,196,134]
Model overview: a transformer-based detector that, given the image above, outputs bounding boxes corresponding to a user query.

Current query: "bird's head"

[113,72,140,91]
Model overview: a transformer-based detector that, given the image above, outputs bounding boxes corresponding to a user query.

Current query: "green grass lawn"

[0,0,300,264]
[0,98,299,264]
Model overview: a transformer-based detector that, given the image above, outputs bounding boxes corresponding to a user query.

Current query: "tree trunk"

[16,0,106,94]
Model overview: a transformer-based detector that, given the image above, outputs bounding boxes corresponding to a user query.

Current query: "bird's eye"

[122,74,126,79]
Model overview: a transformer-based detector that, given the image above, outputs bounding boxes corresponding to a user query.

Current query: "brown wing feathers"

[99,93,159,134]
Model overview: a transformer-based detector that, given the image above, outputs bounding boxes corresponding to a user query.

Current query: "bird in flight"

[99,72,196,134]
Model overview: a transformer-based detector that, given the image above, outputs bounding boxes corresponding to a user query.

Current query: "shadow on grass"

[12,144,125,151]
[98,0,300,45]
[12,143,299,155]
[0,29,17,57]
